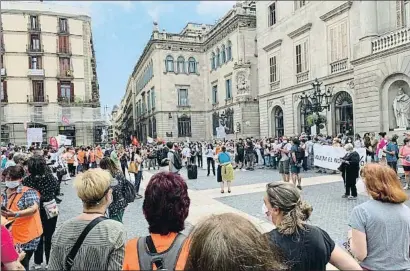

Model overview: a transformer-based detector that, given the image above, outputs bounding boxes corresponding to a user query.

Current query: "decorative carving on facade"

[287,23,312,39]
[236,70,250,95]
[319,1,353,22]
[293,94,301,103]
[393,87,410,129]
[347,80,355,89]
[280,97,285,105]
[268,100,273,108]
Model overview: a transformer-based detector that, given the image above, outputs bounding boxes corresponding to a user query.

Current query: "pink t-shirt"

[376,139,387,156]
[1,225,19,269]
[400,146,410,166]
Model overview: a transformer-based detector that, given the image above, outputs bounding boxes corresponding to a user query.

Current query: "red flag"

[132,136,139,146]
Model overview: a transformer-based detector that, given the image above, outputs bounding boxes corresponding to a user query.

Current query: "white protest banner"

[313,144,366,171]
[216,126,226,139]
[27,128,43,143]
[64,139,72,146]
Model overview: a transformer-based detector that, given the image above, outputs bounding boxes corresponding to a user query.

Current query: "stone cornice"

[258,68,354,99]
[351,43,410,66]
[2,9,90,21]
[287,23,312,39]
[263,39,282,52]
[319,1,353,22]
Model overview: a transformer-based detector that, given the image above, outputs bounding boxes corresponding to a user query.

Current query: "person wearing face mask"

[48,168,126,270]
[1,165,43,271]
[263,182,361,271]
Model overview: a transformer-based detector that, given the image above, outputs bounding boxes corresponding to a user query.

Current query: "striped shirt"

[48,218,126,270]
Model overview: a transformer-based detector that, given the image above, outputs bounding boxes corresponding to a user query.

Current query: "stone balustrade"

[372,28,410,54]
[296,71,309,84]
[330,58,348,74]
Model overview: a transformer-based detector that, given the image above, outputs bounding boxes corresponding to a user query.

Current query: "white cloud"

[139,2,175,22]
[196,1,236,17]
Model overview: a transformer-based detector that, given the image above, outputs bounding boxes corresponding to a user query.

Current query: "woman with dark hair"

[123,172,191,270]
[205,144,215,177]
[263,182,360,271]
[186,213,285,271]
[22,155,59,270]
[1,166,43,271]
[99,157,128,222]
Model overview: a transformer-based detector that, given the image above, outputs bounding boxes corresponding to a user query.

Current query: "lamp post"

[299,78,333,134]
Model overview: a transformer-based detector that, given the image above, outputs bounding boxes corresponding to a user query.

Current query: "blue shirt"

[386,142,399,162]
[218,152,231,164]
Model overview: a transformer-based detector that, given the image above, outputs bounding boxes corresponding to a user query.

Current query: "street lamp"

[299,78,333,134]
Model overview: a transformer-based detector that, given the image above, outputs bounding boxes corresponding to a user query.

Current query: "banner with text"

[27,128,43,143]
[313,144,366,170]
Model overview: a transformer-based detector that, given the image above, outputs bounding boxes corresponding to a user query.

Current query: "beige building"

[257,0,410,137]
[121,1,259,143]
[0,1,102,146]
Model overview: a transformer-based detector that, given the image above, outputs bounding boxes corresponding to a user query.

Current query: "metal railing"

[27,95,49,104]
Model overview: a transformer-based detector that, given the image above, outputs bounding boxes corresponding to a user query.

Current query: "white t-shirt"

[182,147,191,158]
[279,142,292,161]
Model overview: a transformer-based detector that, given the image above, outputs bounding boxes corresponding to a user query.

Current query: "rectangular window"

[30,34,40,50]
[59,36,69,53]
[29,56,42,69]
[330,22,348,63]
[225,79,232,99]
[147,90,151,112]
[212,85,218,104]
[295,41,308,73]
[151,88,155,109]
[178,116,192,137]
[59,18,68,33]
[268,2,276,26]
[59,58,71,75]
[295,0,307,10]
[178,89,189,106]
[0,81,6,102]
[269,56,277,83]
[32,80,44,102]
[30,15,39,30]
[33,106,43,122]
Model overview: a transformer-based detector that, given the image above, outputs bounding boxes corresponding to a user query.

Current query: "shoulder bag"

[64,216,107,271]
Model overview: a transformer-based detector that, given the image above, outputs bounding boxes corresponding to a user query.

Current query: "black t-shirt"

[267,224,335,271]
[236,143,245,155]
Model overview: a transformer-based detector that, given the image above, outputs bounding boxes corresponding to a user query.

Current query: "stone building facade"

[124,1,259,143]
[257,0,410,137]
[0,1,101,146]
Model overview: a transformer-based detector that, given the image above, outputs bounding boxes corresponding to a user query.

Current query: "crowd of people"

[0,129,410,270]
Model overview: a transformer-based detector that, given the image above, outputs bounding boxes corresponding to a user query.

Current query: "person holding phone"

[1,165,43,271]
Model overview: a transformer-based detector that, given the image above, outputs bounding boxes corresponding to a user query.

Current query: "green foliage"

[305,114,327,127]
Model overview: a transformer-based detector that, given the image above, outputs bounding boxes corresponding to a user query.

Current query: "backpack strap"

[64,216,107,271]
[137,233,187,271]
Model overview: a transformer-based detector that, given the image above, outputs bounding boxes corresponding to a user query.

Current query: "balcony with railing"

[28,69,45,77]
[27,22,41,33]
[296,70,309,83]
[372,27,410,54]
[57,43,72,57]
[26,44,43,55]
[57,96,75,104]
[56,69,74,79]
[27,95,49,104]
[330,58,348,74]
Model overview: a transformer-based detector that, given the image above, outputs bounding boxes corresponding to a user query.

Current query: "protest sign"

[27,128,43,143]
[313,144,366,171]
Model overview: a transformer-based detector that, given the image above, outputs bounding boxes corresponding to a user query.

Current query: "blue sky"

[59,1,235,112]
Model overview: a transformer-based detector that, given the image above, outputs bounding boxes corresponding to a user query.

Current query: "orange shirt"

[95,149,103,160]
[215,146,222,155]
[77,151,85,164]
[89,151,95,163]
[122,232,190,270]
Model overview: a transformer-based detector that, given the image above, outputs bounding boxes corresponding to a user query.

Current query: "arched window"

[271,106,284,137]
[221,44,226,64]
[188,57,196,73]
[299,101,312,134]
[165,55,174,72]
[226,40,232,61]
[177,56,185,74]
[334,91,354,135]
[216,48,220,67]
[211,52,216,70]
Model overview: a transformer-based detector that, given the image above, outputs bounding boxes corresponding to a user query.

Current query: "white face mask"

[283,140,287,143]
[262,203,273,224]
[5,181,20,189]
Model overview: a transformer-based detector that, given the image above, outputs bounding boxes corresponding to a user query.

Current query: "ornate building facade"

[0,2,101,146]
[125,1,259,143]
[257,0,410,137]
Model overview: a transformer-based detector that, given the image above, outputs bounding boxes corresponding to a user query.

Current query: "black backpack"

[295,146,304,162]
[122,177,136,203]
[159,148,169,167]
[171,151,183,170]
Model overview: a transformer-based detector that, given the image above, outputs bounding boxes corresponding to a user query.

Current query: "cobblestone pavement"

[216,181,369,244]
[147,167,323,191]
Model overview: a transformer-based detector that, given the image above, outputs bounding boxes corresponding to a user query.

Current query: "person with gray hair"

[263,182,361,271]
[339,143,360,200]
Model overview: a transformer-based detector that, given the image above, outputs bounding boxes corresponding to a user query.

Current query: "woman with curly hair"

[263,182,360,271]
[99,157,128,223]
[123,172,191,270]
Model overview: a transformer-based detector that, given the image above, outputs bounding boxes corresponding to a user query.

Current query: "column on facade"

[360,1,378,39]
